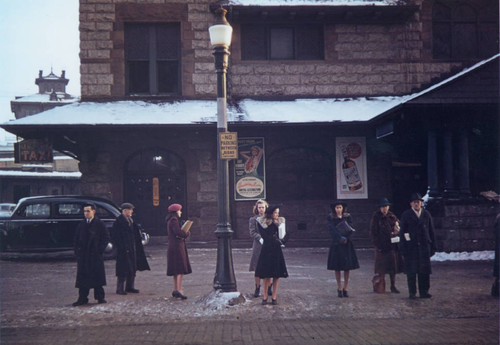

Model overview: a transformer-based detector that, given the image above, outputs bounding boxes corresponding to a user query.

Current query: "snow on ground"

[432,251,495,262]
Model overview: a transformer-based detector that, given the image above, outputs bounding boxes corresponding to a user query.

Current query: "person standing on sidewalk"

[72,203,110,306]
[249,199,269,298]
[399,193,436,299]
[111,202,150,295]
[369,198,403,294]
[166,203,191,300]
[255,205,288,305]
[327,201,360,298]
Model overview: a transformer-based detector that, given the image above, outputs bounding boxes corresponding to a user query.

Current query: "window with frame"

[125,23,181,96]
[241,23,324,60]
[432,1,498,60]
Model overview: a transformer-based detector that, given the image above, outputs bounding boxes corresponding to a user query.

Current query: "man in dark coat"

[73,203,110,306]
[111,202,150,295]
[399,193,436,299]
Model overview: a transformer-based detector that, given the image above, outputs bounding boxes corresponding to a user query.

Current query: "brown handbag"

[372,274,386,293]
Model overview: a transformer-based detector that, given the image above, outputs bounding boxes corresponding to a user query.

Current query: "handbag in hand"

[336,220,355,237]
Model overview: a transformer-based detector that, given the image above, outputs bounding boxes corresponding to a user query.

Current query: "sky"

[0,0,80,143]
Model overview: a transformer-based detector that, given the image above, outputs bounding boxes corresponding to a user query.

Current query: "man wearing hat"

[399,193,436,299]
[111,202,150,295]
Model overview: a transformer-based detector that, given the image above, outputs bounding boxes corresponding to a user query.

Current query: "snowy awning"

[0,171,81,178]
[226,0,403,6]
[0,96,410,127]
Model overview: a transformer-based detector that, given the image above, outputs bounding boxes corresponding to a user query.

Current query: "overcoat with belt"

[111,214,150,277]
[74,217,110,288]
[399,208,436,274]
[166,216,192,276]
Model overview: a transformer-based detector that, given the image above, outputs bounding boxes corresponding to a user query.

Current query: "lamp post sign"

[219,132,238,159]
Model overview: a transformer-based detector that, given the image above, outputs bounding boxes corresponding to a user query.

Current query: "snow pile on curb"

[432,251,494,262]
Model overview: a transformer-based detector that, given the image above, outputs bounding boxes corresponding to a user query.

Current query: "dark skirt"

[255,241,288,279]
[327,241,360,271]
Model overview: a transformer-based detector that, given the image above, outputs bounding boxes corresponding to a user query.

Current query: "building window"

[125,23,181,96]
[241,23,324,60]
[432,1,498,60]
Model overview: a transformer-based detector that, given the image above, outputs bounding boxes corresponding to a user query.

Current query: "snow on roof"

[12,93,77,103]
[227,0,401,6]
[0,170,81,178]
[1,96,409,126]
[402,53,500,104]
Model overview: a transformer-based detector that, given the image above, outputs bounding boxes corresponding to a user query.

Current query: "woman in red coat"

[166,203,191,299]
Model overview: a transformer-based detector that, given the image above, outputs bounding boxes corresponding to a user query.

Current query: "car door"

[53,201,85,250]
[6,202,52,251]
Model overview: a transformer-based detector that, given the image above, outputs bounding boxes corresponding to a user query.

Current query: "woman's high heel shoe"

[342,289,349,298]
[337,289,343,298]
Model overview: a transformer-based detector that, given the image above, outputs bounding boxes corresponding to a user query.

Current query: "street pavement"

[1,244,498,345]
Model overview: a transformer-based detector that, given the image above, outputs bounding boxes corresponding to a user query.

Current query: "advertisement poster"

[336,137,368,199]
[234,137,266,201]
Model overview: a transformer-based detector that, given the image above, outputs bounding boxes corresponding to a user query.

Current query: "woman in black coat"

[369,198,403,293]
[166,203,191,299]
[111,203,150,295]
[327,201,359,298]
[254,205,288,305]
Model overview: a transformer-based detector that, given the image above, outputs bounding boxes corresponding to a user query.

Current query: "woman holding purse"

[369,198,403,293]
[327,201,359,298]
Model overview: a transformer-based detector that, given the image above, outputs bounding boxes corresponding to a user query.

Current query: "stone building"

[1,70,80,203]
[1,0,498,250]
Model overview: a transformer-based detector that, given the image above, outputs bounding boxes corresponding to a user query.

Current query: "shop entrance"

[124,148,186,236]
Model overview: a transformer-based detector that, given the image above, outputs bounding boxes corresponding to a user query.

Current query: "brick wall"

[79,0,466,101]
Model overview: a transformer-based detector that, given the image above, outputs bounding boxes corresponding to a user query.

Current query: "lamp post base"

[213,230,237,292]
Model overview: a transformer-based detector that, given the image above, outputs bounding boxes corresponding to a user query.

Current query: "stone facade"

[64,0,500,249]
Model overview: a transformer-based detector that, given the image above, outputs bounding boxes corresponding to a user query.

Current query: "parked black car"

[0,195,149,254]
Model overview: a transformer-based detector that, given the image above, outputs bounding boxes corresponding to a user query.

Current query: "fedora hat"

[409,193,424,202]
[378,198,391,207]
[120,202,135,210]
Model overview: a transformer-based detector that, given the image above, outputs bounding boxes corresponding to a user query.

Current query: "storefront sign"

[234,137,266,201]
[219,132,238,159]
[152,177,160,206]
[14,139,53,163]
[336,137,368,199]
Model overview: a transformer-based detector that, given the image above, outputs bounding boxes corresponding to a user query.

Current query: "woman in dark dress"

[327,201,359,297]
[369,198,403,293]
[255,205,288,305]
[166,203,191,299]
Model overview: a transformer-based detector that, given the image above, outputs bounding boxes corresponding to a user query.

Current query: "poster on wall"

[336,137,368,199]
[234,137,266,201]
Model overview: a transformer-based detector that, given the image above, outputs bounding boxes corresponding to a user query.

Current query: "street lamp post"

[209,7,237,292]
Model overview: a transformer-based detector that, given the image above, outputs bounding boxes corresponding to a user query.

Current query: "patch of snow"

[432,251,495,262]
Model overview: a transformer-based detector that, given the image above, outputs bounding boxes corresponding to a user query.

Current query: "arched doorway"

[124,148,186,236]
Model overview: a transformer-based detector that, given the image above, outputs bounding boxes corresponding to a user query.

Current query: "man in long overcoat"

[399,193,436,299]
[111,202,150,295]
[73,203,110,306]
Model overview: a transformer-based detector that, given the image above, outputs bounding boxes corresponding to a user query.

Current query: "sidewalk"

[1,245,498,344]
